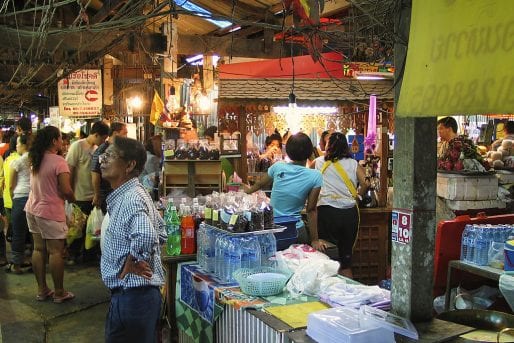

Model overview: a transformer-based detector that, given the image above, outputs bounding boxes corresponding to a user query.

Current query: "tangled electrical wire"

[0,0,400,107]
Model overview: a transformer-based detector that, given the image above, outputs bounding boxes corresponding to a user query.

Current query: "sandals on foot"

[53,291,75,304]
[5,263,23,274]
[36,289,54,301]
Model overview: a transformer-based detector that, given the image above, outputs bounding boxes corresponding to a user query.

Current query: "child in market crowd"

[245,132,326,251]
[314,132,369,278]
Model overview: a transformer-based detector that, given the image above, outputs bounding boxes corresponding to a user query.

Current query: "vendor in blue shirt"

[245,132,326,251]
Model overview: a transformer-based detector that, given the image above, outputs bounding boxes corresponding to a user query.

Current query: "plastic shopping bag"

[66,203,87,246]
[85,208,104,250]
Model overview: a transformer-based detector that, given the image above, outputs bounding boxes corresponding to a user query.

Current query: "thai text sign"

[397,0,514,117]
[58,70,102,117]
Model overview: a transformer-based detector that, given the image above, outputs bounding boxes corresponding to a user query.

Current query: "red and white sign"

[58,70,102,117]
[391,210,412,244]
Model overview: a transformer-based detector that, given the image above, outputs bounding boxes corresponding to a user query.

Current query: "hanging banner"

[58,70,103,117]
[397,0,514,117]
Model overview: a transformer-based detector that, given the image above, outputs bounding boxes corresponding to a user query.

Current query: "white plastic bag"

[275,244,330,273]
[85,208,104,250]
[87,208,104,238]
[286,259,340,297]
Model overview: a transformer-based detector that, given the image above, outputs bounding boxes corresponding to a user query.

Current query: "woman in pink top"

[25,126,76,303]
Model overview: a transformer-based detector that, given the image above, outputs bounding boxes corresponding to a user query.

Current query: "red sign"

[85,90,98,102]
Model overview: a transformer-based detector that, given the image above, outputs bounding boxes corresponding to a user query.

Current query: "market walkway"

[0,262,109,343]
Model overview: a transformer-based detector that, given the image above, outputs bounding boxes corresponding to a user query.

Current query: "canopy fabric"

[219,52,345,79]
[397,0,514,117]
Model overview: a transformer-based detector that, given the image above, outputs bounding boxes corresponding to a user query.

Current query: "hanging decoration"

[150,90,164,125]
[364,95,377,154]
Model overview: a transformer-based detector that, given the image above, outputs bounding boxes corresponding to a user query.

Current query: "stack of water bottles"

[460,224,514,266]
[197,223,278,283]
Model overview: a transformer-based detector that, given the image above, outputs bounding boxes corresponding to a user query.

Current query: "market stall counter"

[174,260,472,343]
[175,261,345,343]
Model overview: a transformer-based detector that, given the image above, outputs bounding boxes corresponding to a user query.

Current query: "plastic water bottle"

[196,224,206,270]
[466,225,478,263]
[471,225,484,265]
[460,225,472,261]
[226,237,242,283]
[215,234,228,280]
[181,206,196,254]
[241,236,261,269]
[166,205,181,256]
[474,226,491,266]
[205,227,217,273]
[259,233,277,267]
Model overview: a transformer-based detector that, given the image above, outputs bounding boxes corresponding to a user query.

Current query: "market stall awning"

[397,0,514,117]
[219,78,393,100]
[219,52,346,79]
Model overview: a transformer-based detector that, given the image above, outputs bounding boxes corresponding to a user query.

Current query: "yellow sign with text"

[397,0,514,117]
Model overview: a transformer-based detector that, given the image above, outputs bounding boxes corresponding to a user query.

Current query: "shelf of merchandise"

[162,159,222,197]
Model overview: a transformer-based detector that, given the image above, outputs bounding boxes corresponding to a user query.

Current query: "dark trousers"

[11,197,29,265]
[105,286,161,343]
[317,205,359,269]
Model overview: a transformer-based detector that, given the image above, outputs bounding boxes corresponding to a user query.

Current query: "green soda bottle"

[166,205,182,255]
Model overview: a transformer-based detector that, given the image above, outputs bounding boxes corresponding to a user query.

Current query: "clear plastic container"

[306,307,393,343]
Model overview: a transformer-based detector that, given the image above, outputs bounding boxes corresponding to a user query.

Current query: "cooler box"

[437,172,498,201]
[273,216,298,251]
[433,213,514,296]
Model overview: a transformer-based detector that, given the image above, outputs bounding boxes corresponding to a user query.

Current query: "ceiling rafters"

[0,0,396,108]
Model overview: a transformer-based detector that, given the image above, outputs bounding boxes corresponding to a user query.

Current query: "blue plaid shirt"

[100,178,167,289]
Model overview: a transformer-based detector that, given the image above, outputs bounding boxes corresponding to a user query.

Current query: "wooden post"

[103,56,114,106]
[378,111,389,207]
[239,106,248,183]
[162,22,178,77]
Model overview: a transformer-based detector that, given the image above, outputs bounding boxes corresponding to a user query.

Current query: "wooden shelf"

[163,160,222,197]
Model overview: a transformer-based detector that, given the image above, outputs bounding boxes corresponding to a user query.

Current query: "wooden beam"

[177,34,288,59]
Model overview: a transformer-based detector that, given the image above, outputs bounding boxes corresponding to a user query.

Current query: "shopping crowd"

[0,119,166,342]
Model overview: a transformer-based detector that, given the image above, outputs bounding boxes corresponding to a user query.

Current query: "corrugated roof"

[219,79,394,100]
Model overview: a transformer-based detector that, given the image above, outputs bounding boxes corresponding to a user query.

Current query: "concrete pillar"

[391,0,437,321]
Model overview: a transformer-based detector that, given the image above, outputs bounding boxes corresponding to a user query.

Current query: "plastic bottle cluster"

[460,224,514,266]
[165,198,203,256]
[197,224,277,283]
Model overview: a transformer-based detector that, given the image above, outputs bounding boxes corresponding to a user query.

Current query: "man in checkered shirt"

[99,136,166,343]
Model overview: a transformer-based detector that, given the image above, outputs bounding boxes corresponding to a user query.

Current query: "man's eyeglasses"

[99,151,119,164]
